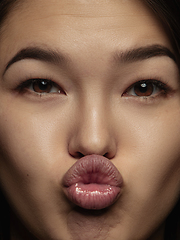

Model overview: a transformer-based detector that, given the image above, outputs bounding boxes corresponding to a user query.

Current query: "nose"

[68,98,116,159]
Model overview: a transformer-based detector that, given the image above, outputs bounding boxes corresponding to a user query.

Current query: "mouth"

[62,154,123,210]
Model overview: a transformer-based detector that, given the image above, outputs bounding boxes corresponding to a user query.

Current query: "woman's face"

[0,0,180,239]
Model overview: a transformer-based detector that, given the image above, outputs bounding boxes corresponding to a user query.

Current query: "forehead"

[0,0,173,63]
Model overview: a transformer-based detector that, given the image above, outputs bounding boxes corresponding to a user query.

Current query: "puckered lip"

[62,154,123,209]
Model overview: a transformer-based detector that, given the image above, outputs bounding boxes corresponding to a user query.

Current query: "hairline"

[0,0,25,38]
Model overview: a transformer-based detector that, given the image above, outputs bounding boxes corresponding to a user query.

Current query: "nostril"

[70,152,84,159]
[69,147,115,160]
[72,152,114,160]
[103,152,109,158]
[103,152,115,160]
[70,151,114,160]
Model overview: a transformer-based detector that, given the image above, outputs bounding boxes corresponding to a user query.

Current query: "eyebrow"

[3,44,177,75]
[3,46,69,75]
[114,44,177,64]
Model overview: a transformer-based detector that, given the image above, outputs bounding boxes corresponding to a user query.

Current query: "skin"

[0,0,179,239]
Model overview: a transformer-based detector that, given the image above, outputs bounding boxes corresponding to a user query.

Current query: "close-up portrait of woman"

[0,0,179,239]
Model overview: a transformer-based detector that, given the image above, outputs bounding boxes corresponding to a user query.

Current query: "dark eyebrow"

[114,44,177,64]
[4,44,177,75]
[3,47,69,75]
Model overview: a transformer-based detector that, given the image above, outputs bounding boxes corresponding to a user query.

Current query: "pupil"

[134,82,153,96]
[39,81,48,90]
[139,83,147,93]
[32,80,52,93]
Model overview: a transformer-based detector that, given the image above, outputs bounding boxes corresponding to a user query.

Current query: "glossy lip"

[62,154,123,210]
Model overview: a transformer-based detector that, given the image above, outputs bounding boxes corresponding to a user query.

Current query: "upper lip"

[62,154,123,188]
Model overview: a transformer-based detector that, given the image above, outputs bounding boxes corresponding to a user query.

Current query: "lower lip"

[66,182,121,210]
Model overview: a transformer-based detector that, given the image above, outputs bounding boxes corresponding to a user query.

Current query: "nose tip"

[69,133,116,159]
[69,132,115,159]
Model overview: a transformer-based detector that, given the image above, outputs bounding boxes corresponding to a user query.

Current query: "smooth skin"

[0,0,180,239]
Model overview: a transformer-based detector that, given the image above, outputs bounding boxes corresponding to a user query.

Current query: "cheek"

[0,113,65,175]
[108,105,180,239]
[137,115,179,187]
[115,106,180,228]
[0,105,72,238]
[0,103,69,193]
[117,102,180,184]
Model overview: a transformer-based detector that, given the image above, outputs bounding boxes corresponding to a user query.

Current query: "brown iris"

[32,80,53,93]
[134,82,154,96]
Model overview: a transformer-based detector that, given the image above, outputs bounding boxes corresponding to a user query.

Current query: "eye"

[18,79,63,94]
[30,79,59,93]
[123,80,168,97]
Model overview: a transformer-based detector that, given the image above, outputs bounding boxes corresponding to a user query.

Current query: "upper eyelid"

[16,78,59,91]
[130,79,168,87]
[125,79,170,90]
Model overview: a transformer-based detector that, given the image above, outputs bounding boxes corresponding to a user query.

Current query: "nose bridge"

[83,99,106,147]
[69,92,116,158]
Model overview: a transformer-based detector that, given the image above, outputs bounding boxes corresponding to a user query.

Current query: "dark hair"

[143,1,180,238]
[145,0,180,62]
[0,189,10,240]
[0,0,19,26]
[0,0,179,240]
